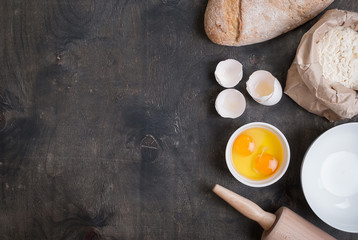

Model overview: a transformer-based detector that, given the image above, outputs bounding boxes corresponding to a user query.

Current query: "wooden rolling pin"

[213,184,336,240]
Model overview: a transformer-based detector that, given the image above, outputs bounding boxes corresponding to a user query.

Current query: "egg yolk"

[233,134,255,156]
[254,153,278,176]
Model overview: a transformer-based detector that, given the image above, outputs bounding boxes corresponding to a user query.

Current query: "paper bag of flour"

[285,9,358,121]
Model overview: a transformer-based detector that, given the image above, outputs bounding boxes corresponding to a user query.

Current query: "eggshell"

[215,89,246,118]
[215,59,243,88]
[246,70,282,106]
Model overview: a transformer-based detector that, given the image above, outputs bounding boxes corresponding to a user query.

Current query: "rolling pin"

[213,184,336,240]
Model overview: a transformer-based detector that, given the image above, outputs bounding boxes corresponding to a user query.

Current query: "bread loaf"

[204,0,334,47]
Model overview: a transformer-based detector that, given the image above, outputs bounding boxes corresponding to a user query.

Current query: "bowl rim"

[225,122,290,187]
[301,122,358,233]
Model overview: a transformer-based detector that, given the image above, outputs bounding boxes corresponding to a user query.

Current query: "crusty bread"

[204,0,334,46]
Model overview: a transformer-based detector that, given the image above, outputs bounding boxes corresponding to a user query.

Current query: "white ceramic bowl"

[226,122,290,187]
[301,123,358,233]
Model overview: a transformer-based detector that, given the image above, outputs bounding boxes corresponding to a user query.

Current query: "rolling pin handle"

[213,184,276,230]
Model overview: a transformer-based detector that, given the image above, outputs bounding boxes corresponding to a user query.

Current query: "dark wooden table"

[1,0,358,239]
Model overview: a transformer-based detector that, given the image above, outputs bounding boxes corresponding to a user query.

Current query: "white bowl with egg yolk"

[301,123,358,233]
[226,122,290,187]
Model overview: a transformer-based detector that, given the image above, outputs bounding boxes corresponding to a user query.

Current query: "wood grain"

[0,0,358,239]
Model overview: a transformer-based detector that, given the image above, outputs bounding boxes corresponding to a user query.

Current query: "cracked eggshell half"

[215,59,243,88]
[246,70,282,106]
[215,89,246,118]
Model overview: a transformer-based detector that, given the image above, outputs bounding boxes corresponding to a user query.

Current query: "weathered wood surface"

[1,0,358,239]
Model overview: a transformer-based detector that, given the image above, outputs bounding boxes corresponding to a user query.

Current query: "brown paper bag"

[285,9,358,121]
